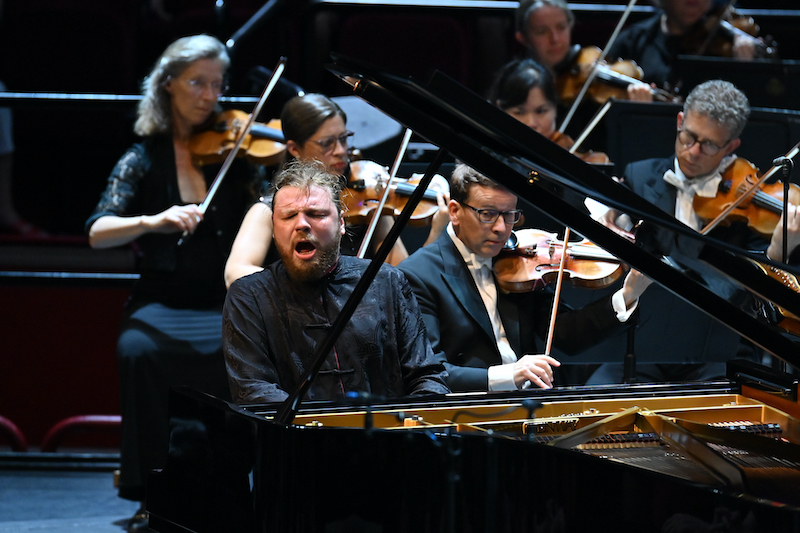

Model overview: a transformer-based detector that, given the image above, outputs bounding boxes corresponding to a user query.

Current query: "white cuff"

[612,288,638,323]
[487,363,518,391]
[584,198,609,221]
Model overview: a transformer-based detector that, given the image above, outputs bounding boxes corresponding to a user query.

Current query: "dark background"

[2,0,799,236]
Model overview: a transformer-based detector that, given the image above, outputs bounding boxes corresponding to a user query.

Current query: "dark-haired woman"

[224,93,449,287]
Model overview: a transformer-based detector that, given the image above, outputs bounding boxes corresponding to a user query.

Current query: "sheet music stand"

[605,100,800,177]
[673,56,800,111]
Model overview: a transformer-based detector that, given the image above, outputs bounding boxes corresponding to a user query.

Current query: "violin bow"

[700,140,800,235]
[558,0,638,135]
[695,0,735,57]
[543,227,572,357]
[178,56,287,245]
[356,127,413,258]
[568,98,614,155]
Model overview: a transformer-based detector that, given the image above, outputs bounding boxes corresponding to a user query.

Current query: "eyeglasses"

[310,131,354,154]
[182,77,228,97]
[677,128,729,156]
[460,201,523,224]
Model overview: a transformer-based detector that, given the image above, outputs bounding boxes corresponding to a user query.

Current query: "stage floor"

[0,469,139,533]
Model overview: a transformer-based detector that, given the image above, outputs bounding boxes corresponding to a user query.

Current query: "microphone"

[773,156,792,167]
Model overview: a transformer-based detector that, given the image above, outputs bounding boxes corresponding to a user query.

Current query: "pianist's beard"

[277,230,342,284]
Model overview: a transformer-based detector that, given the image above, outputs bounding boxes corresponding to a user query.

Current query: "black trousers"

[115,300,231,502]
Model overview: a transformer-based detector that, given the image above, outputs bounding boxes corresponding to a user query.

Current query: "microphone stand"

[778,157,795,263]
[769,155,793,375]
[622,313,638,384]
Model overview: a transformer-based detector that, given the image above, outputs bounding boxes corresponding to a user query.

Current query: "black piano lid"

[326,53,800,368]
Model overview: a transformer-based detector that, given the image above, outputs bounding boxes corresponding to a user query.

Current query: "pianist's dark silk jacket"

[222,255,450,404]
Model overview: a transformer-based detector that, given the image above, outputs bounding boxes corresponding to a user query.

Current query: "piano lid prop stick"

[543,227,572,358]
[177,56,287,245]
[700,140,800,236]
[356,127,413,258]
[558,0,638,134]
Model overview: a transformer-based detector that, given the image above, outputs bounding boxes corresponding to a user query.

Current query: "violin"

[556,46,679,106]
[342,160,448,227]
[549,130,611,165]
[681,3,777,59]
[493,228,625,292]
[189,109,286,167]
[694,157,800,238]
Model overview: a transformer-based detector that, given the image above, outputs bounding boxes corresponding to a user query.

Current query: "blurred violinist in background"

[514,0,656,105]
[223,93,450,287]
[514,0,657,152]
[607,0,772,92]
[487,57,611,166]
[85,34,263,532]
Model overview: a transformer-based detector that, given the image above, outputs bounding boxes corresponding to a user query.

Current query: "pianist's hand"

[514,354,561,390]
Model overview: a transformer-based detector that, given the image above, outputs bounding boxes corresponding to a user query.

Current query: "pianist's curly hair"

[683,80,751,140]
[269,159,344,215]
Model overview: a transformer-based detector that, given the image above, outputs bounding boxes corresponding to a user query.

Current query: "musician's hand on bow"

[767,203,800,261]
[149,204,204,234]
[627,82,654,103]
[514,354,561,390]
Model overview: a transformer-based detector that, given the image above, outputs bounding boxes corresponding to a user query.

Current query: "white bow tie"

[663,169,721,198]
[469,253,492,271]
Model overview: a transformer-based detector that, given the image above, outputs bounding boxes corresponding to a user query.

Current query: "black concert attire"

[398,229,630,392]
[607,10,679,89]
[587,156,796,384]
[223,255,450,403]
[85,134,260,502]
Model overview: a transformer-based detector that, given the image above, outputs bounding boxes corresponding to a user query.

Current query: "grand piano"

[146,55,800,532]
